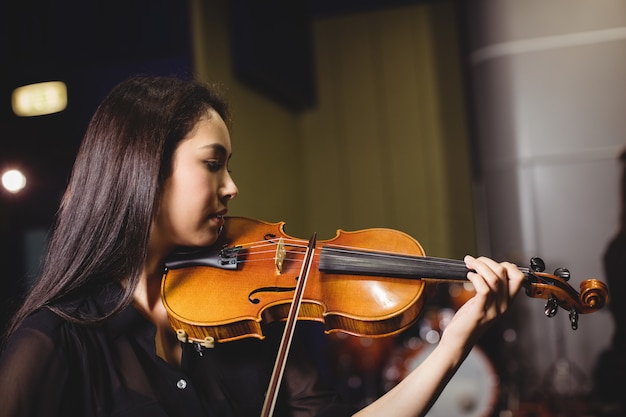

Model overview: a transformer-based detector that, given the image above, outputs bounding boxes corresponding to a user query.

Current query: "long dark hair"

[3,75,230,342]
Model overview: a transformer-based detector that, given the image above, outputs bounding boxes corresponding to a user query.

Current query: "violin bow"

[260,233,317,417]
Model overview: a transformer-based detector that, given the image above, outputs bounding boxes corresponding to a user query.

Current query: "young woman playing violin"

[0,75,525,417]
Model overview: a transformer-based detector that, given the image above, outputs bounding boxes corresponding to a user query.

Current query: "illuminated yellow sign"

[12,81,68,117]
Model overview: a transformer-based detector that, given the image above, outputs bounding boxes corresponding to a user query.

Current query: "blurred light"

[424,329,440,344]
[2,169,27,193]
[502,328,517,343]
[11,81,67,117]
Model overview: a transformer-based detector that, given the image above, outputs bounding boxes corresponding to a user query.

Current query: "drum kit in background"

[329,282,500,417]
[382,306,499,417]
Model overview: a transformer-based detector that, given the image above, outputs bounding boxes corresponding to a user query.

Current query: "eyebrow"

[200,143,233,162]
[200,143,228,155]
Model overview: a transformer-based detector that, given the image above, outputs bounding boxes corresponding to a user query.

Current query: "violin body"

[162,217,436,344]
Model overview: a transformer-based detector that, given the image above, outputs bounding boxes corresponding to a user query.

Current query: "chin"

[197,233,220,248]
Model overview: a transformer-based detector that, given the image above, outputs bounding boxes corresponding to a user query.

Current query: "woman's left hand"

[439,255,526,349]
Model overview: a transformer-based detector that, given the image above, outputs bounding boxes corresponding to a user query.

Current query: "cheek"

[160,164,217,236]
[158,182,195,230]
[169,176,214,222]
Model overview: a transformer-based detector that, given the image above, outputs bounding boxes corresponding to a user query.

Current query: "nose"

[221,172,238,201]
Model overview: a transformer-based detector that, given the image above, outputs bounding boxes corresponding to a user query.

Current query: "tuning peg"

[569,309,579,330]
[530,257,545,273]
[544,296,558,317]
[554,267,570,281]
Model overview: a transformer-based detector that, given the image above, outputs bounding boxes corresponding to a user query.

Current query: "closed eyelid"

[204,159,224,166]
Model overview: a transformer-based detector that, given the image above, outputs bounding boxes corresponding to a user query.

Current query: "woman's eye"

[204,160,224,172]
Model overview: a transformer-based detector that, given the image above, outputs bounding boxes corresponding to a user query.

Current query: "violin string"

[228,240,540,281]
[225,239,310,265]
[235,239,309,252]
[232,241,469,274]
[319,246,537,278]
[321,244,469,271]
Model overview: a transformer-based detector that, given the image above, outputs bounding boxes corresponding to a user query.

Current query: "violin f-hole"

[248,279,298,304]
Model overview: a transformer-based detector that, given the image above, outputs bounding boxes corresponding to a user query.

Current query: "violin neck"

[318,247,470,282]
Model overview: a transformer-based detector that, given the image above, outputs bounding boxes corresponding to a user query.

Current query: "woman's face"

[152,109,238,253]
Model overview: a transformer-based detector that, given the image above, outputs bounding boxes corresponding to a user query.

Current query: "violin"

[161,216,609,349]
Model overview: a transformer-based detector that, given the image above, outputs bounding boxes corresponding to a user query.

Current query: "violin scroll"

[579,278,609,310]
[522,257,609,330]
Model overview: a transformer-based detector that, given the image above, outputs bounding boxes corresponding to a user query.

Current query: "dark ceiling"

[0,0,433,225]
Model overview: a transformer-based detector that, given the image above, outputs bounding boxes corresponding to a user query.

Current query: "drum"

[383,313,499,417]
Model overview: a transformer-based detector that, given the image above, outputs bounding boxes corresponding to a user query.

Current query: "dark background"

[0,0,438,335]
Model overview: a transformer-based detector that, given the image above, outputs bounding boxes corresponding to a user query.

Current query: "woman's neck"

[134,251,183,367]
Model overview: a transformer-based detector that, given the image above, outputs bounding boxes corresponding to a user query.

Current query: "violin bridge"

[275,237,286,273]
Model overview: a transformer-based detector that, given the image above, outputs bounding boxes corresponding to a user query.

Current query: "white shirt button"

[176,379,187,389]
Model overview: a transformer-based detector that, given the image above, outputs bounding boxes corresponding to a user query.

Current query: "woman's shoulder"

[22,307,66,330]
[0,309,73,410]
[2,308,71,362]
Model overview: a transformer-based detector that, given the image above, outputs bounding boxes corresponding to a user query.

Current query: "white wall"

[466,0,625,397]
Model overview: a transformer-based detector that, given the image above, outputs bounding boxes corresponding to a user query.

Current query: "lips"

[210,211,226,228]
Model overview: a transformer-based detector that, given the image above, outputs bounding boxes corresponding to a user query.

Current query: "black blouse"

[0,286,353,417]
